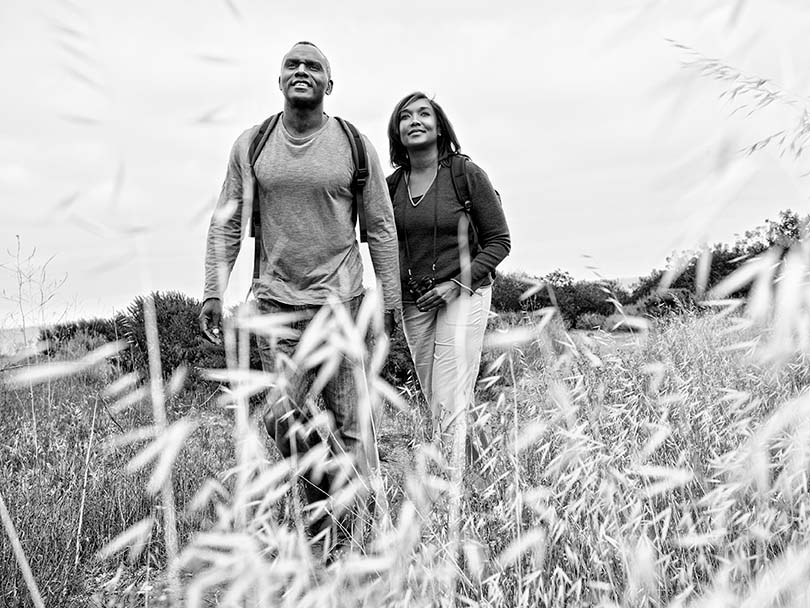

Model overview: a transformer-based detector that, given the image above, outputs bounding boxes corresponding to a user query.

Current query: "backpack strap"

[335,117,370,243]
[248,114,370,283]
[249,113,282,280]
[386,168,403,203]
[449,154,472,214]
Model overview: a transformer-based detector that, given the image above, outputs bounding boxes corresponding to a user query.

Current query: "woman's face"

[398,98,438,152]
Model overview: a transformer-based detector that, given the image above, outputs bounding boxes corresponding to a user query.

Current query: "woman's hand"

[416,281,460,312]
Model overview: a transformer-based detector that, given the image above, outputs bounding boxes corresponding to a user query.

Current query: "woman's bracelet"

[450,279,475,295]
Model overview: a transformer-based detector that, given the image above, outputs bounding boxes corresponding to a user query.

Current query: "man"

[199,41,401,557]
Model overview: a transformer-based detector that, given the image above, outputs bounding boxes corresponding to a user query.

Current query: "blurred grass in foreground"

[2,297,810,606]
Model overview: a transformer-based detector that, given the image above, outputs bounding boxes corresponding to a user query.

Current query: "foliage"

[630,210,810,303]
[0,377,231,607]
[490,271,538,313]
[0,236,68,337]
[639,287,697,317]
[380,327,416,387]
[554,279,627,327]
[491,270,629,329]
[120,291,253,381]
[7,308,810,606]
[39,315,126,350]
[575,311,607,330]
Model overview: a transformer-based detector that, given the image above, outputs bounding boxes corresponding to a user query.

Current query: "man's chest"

[254,139,353,197]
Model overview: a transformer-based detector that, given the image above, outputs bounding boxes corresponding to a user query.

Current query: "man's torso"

[252,117,364,305]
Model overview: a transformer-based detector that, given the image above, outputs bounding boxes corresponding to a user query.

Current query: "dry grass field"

[3,291,810,607]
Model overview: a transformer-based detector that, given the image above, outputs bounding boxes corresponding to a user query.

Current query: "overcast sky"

[2,0,809,324]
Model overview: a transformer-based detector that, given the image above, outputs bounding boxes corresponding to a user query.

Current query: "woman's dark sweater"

[390,159,511,303]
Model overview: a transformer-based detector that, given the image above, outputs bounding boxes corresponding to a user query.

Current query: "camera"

[407,275,435,299]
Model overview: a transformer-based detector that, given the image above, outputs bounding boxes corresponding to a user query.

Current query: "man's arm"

[200,128,255,342]
[358,136,402,317]
[202,129,255,301]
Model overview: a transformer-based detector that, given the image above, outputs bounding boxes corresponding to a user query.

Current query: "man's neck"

[283,103,327,137]
[408,147,439,173]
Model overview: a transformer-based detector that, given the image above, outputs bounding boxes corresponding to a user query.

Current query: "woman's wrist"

[450,278,474,295]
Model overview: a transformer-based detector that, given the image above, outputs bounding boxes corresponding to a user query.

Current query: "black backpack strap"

[449,154,472,214]
[386,168,403,202]
[335,117,370,243]
[249,113,281,279]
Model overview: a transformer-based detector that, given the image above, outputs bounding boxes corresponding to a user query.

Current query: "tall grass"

[3,277,810,606]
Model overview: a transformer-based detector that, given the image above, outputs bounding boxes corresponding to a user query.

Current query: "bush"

[553,280,626,328]
[491,270,630,328]
[381,328,416,387]
[629,210,810,305]
[122,291,231,381]
[639,288,697,317]
[38,315,137,371]
[491,271,541,313]
[39,316,126,351]
[575,312,607,330]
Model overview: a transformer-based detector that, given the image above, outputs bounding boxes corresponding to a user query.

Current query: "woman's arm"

[452,161,511,291]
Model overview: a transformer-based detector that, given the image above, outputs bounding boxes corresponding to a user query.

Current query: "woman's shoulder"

[443,155,498,199]
[457,156,491,181]
[386,167,405,190]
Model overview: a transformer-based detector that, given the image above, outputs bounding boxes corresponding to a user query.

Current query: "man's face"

[279,45,332,108]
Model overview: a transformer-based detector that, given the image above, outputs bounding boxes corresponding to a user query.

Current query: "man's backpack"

[247,113,369,279]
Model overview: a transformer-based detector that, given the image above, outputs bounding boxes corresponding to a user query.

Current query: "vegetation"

[3,264,810,606]
[5,7,810,600]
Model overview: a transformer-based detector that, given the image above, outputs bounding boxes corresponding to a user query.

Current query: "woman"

[386,92,511,455]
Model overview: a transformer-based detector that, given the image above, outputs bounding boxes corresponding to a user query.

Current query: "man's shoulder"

[235,122,265,145]
[331,118,384,165]
[330,116,370,141]
[227,119,276,161]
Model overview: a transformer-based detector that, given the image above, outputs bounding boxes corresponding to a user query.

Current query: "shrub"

[639,288,697,317]
[491,271,629,329]
[122,291,230,380]
[381,328,416,387]
[491,271,541,313]
[554,280,624,327]
[575,312,607,330]
[629,210,810,305]
[39,316,126,352]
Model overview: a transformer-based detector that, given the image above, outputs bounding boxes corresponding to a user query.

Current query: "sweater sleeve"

[202,128,255,301]
[360,135,402,310]
[452,161,511,291]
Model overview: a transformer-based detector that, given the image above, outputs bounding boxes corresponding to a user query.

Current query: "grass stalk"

[74,396,100,566]
[0,489,45,608]
[143,295,179,594]
[509,351,524,603]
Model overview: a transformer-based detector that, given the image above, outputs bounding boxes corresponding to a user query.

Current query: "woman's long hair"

[388,92,461,170]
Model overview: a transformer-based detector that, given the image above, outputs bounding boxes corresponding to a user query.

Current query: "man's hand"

[416,281,460,312]
[384,309,398,337]
[199,297,223,345]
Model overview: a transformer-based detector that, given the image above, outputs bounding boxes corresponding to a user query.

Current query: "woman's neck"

[408,147,439,173]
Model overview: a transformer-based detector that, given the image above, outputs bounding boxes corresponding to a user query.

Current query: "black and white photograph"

[2,1,810,606]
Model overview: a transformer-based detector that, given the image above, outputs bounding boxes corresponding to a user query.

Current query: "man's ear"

[325,79,333,95]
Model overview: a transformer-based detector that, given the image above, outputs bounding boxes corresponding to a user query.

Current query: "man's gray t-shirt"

[203,116,401,308]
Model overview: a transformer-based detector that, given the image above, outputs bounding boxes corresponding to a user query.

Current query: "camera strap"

[400,169,438,281]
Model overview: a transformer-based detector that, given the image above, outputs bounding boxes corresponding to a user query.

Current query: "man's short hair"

[289,40,331,79]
